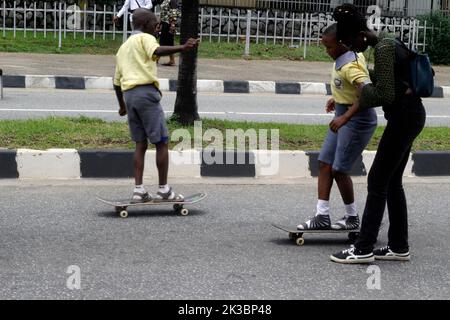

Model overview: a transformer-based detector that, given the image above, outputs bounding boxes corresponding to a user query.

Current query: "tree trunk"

[172,0,200,125]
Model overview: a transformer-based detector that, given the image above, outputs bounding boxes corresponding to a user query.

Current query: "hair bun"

[333,4,358,22]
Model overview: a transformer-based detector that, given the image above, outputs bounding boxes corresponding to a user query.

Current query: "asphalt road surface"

[1,89,450,126]
[0,178,448,299]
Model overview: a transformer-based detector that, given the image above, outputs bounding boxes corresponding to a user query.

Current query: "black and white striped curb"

[1,149,450,179]
[1,75,449,97]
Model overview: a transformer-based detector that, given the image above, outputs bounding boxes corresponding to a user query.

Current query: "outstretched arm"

[359,38,396,110]
[116,0,130,18]
[153,38,200,57]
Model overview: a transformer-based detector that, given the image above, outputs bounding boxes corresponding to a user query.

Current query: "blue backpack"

[410,51,435,97]
[396,39,435,98]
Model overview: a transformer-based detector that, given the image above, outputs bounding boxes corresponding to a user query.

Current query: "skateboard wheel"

[116,206,126,213]
[173,204,183,211]
[180,208,189,216]
[119,210,128,218]
[295,238,305,246]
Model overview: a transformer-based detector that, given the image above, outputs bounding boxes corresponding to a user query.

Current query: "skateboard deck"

[272,223,360,246]
[97,193,206,218]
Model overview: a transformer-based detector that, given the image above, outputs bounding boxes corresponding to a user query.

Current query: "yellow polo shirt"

[331,52,370,105]
[114,32,160,91]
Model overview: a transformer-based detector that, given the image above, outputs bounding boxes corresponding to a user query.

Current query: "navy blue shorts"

[123,84,169,144]
[319,104,377,173]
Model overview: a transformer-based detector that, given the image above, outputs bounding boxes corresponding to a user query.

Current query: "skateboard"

[271,223,360,246]
[97,193,206,218]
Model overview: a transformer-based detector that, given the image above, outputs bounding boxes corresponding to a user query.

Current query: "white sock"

[159,184,170,194]
[345,203,357,217]
[316,200,330,216]
[134,185,146,194]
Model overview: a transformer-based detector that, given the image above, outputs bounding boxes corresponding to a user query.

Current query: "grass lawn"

[0,116,448,151]
[0,30,124,55]
[0,30,332,61]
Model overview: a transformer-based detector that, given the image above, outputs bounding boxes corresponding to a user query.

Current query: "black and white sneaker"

[297,214,331,230]
[374,246,410,261]
[330,246,374,264]
[131,191,152,203]
[332,215,360,230]
[154,187,184,202]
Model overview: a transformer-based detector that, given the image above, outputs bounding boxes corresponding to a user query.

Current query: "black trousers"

[355,96,426,253]
[160,21,175,46]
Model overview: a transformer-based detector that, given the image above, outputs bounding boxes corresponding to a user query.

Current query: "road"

[0,178,448,299]
[3,52,450,85]
[1,89,450,126]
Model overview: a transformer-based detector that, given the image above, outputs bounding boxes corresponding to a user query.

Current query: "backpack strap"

[128,0,141,14]
[394,38,414,93]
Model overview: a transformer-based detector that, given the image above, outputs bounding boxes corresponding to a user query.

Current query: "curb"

[2,75,449,98]
[1,149,450,179]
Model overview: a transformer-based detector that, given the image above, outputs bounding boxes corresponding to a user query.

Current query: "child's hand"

[329,115,348,133]
[183,38,200,51]
[325,98,335,113]
[119,106,127,117]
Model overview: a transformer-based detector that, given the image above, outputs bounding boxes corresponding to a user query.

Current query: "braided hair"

[333,4,369,47]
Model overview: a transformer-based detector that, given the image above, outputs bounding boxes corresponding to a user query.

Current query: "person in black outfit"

[329,4,427,264]
[159,0,180,66]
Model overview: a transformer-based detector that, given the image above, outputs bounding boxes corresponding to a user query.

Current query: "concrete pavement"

[0,179,448,299]
[2,148,450,179]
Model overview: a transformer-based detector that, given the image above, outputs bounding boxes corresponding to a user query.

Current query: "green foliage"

[0,116,449,151]
[418,13,450,65]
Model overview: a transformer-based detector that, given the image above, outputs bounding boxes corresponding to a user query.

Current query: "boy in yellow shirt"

[297,24,377,231]
[113,9,199,202]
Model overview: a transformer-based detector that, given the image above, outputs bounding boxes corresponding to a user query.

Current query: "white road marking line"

[0,108,449,118]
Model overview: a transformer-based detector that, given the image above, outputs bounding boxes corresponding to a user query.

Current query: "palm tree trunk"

[173,0,200,125]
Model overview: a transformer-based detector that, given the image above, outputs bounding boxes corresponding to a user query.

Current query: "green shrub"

[418,13,450,65]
